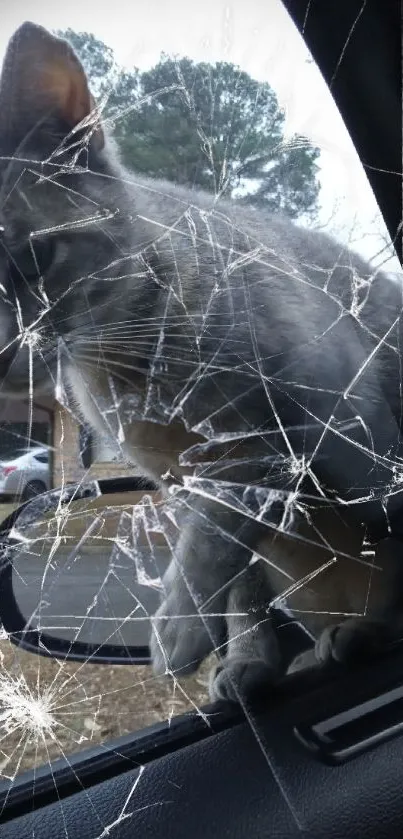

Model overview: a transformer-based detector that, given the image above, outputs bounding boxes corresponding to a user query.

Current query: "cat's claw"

[209,656,279,704]
[287,647,317,673]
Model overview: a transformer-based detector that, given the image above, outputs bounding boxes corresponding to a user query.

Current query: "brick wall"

[52,403,139,489]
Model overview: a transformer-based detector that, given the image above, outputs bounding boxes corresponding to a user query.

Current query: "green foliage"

[58,29,320,219]
[56,29,117,96]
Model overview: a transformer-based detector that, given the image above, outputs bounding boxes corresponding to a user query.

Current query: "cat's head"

[0,22,135,398]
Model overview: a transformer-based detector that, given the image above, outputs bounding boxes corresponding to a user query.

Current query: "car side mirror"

[0,478,314,667]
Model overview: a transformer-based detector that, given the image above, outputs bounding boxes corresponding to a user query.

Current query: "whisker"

[73,346,257,377]
[73,351,193,377]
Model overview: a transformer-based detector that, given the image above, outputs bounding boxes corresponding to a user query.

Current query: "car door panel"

[4,652,403,839]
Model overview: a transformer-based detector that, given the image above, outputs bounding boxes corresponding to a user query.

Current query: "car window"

[0,0,400,823]
[32,453,49,464]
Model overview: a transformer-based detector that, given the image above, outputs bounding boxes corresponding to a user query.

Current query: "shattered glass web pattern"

[0,5,401,834]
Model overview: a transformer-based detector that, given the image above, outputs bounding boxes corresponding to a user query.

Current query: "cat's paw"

[150,585,225,677]
[209,656,278,704]
[314,618,398,666]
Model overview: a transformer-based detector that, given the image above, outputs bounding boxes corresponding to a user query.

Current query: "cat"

[1,22,403,702]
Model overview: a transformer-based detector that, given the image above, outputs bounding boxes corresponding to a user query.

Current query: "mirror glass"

[8,488,170,649]
[6,484,316,660]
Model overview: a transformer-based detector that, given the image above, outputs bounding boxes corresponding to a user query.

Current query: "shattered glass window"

[0,0,401,830]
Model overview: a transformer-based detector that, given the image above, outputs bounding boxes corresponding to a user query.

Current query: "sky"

[0,0,400,274]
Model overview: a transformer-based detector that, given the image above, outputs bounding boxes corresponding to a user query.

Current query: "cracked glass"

[0,0,401,833]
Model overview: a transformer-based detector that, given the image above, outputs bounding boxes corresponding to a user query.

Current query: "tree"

[58,30,320,220]
[56,29,117,97]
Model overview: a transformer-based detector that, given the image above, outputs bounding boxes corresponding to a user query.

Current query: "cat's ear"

[0,22,104,149]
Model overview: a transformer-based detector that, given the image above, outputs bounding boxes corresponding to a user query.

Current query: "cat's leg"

[208,559,282,703]
[150,495,269,677]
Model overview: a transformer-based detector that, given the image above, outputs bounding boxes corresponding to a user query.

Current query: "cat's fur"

[1,23,403,701]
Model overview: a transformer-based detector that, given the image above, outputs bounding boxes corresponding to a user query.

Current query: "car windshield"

[0,1,401,833]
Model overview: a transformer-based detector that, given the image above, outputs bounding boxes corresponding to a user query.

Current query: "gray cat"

[0,22,403,702]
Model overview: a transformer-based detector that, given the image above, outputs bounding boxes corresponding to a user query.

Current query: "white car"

[0,447,51,500]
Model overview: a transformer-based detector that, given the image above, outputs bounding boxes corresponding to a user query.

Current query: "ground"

[0,503,211,782]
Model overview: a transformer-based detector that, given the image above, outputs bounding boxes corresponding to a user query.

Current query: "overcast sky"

[0,0,400,274]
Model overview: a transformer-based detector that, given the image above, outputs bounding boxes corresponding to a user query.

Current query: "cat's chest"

[123,420,203,488]
[65,362,202,488]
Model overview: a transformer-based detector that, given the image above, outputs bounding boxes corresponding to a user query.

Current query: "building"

[0,396,138,490]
